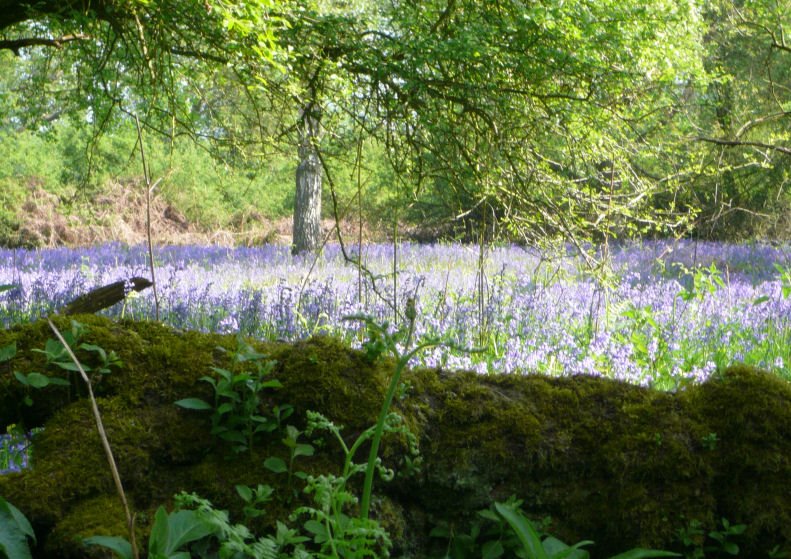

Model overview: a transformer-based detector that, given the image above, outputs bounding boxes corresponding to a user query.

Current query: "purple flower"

[1,240,789,388]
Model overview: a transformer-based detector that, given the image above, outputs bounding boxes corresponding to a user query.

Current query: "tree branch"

[697,136,791,156]
[0,33,88,54]
[734,111,791,139]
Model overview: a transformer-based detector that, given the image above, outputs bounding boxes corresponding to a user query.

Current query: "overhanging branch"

[0,33,88,54]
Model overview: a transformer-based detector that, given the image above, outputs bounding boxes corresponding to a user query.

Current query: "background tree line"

[0,0,789,250]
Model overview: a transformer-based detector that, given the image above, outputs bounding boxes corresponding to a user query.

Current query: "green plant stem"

[359,341,436,520]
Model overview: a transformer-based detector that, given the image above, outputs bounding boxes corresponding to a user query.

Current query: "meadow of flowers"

[1,239,791,391]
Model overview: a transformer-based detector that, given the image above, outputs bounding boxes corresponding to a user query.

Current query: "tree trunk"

[292,105,322,254]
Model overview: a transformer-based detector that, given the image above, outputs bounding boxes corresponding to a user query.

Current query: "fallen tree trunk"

[60,277,153,315]
[0,315,788,557]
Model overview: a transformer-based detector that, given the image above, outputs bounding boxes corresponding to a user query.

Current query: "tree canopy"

[1,0,790,246]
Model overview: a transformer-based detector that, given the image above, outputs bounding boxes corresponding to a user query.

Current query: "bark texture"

[60,277,152,315]
[292,105,323,254]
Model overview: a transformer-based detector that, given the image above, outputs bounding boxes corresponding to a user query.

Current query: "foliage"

[31,319,122,376]
[295,409,416,557]
[496,499,682,559]
[0,0,714,249]
[175,338,287,454]
[0,314,789,556]
[84,505,217,559]
[429,496,552,559]
[342,308,444,520]
[3,0,791,246]
[686,0,791,239]
[175,491,311,559]
[263,424,314,502]
[171,410,413,558]
[0,496,35,559]
[9,319,121,406]
[429,496,682,559]
[677,518,748,559]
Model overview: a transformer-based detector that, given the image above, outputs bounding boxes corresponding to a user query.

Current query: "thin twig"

[134,115,161,321]
[314,147,401,320]
[47,318,139,559]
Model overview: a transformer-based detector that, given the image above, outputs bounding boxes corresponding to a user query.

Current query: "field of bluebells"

[1,240,791,393]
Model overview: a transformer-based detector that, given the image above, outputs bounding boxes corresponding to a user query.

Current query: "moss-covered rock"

[679,365,791,550]
[0,316,788,558]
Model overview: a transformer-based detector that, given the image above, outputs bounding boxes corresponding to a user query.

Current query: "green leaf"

[0,343,16,362]
[294,443,314,458]
[79,343,106,360]
[0,498,35,543]
[477,509,500,522]
[544,535,592,559]
[45,376,71,387]
[235,484,253,502]
[494,502,548,559]
[607,549,681,559]
[147,506,215,557]
[14,371,68,389]
[158,509,216,555]
[43,338,66,358]
[264,456,288,473]
[0,284,16,293]
[303,519,328,543]
[482,539,504,559]
[148,506,170,556]
[210,367,233,381]
[219,431,247,444]
[215,402,235,415]
[84,535,133,559]
[0,496,34,559]
[259,379,283,389]
[721,542,739,555]
[174,398,212,410]
[24,372,58,389]
[53,362,82,372]
[13,371,30,387]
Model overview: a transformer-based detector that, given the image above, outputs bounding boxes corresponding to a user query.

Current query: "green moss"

[397,369,717,554]
[271,335,391,429]
[1,318,789,558]
[45,495,132,559]
[680,365,791,551]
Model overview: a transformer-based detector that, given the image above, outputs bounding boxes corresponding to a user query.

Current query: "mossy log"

[0,315,789,558]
